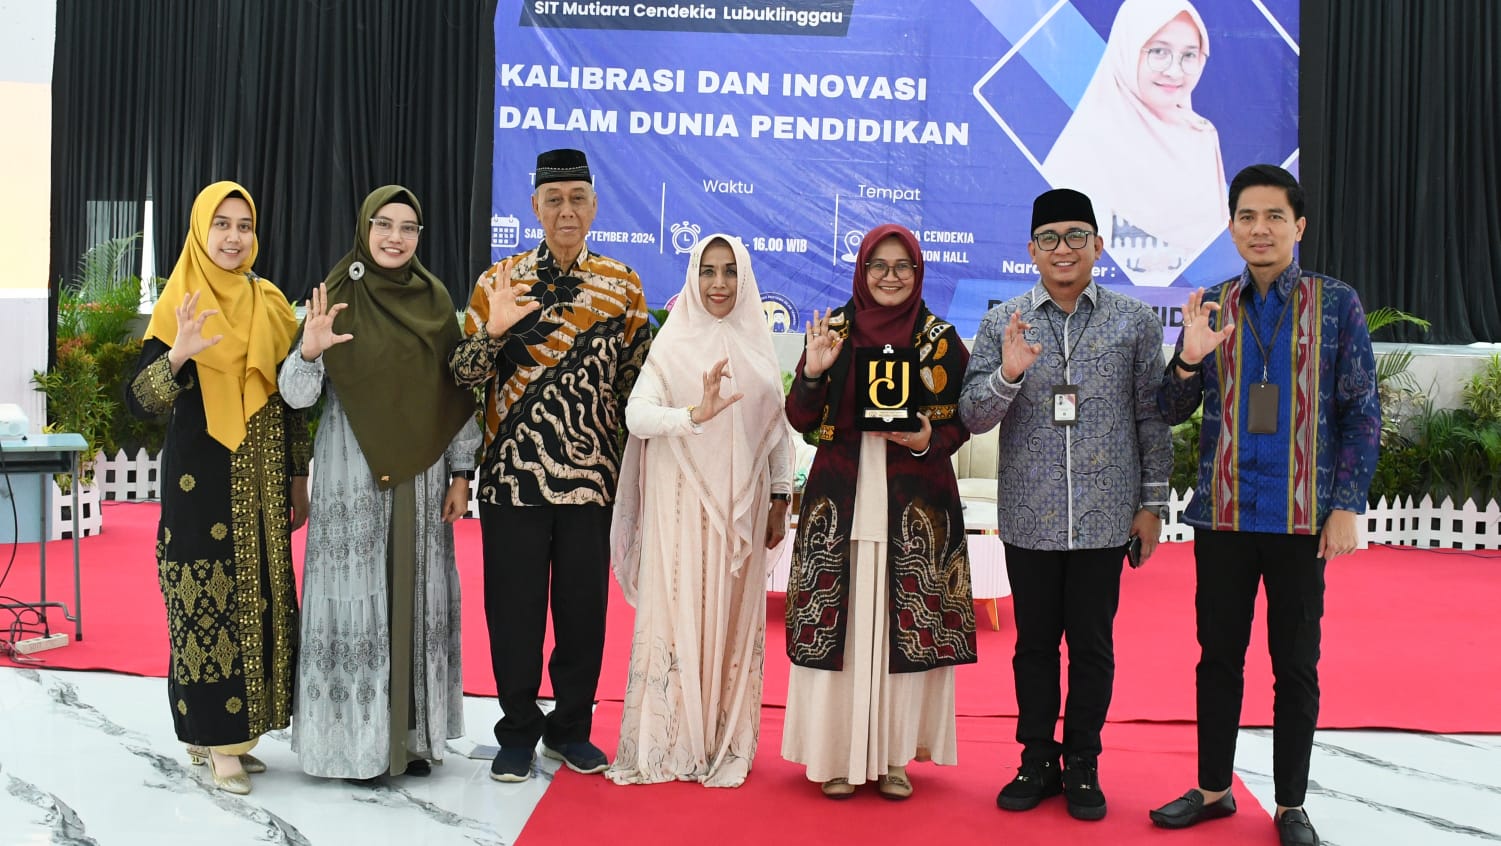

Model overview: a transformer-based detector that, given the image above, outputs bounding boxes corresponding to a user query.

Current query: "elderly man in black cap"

[450,148,651,782]
[959,188,1171,821]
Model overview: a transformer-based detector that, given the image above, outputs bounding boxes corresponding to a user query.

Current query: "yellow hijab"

[144,181,299,451]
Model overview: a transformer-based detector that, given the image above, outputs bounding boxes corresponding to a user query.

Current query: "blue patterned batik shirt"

[1156,262,1381,534]
[960,281,1172,550]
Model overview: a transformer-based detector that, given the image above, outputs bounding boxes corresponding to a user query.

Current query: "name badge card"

[1052,384,1080,426]
[1248,382,1280,434]
[855,344,920,432]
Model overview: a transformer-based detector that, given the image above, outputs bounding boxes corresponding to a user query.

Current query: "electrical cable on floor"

[0,441,51,663]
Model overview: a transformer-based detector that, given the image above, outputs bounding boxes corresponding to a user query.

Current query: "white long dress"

[605,386,793,788]
[781,432,958,785]
[278,352,480,778]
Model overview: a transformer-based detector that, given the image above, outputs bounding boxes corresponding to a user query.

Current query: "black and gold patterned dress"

[128,337,308,747]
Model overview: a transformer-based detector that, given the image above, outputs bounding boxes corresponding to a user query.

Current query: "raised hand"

[1178,287,1236,369]
[167,291,224,374]
[689,357,744,424]
[1000,310,1042,382]
[300,283,353,361]
[479,258,541,337]
[802,308,844,379]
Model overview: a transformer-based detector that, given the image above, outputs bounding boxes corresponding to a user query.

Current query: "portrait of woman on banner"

[1043,0,1229,286]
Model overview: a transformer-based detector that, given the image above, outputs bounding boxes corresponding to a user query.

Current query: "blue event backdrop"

[491,0,1299,339]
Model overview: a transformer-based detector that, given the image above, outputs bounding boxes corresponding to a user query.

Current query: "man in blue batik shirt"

[1147,165,1381,846]
[960,188,1171,823]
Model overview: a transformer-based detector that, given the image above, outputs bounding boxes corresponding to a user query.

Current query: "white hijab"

[1042,0,1228,280]
[611,235,788,605]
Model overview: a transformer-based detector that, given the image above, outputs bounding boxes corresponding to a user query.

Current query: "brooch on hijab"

[348,261,366,281]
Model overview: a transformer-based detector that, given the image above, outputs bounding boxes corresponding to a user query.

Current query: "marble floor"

[2,667,1498,845]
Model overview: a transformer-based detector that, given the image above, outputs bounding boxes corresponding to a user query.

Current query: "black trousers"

[480,501,612,749]
[1004,543,1126,765]
[1194,529,1325,807]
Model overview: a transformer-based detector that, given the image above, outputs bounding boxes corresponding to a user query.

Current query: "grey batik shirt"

[958,281,1171,551]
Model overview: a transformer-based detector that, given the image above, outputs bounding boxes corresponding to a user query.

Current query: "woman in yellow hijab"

[127,181,308,795]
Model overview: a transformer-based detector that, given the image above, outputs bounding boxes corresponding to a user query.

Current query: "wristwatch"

[1170,350,1204,373]
[770,493,790,502]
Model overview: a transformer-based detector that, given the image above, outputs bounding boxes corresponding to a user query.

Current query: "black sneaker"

[1062,755,1107,821]
[541,740,609,774]
[996,759,1063,811]
[489,745,535,782]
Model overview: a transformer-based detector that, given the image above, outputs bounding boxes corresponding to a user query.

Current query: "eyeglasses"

[1031,229,1095,251]
[370,217,423,239]
[1142,46,1203,75]
[865,260,916,280]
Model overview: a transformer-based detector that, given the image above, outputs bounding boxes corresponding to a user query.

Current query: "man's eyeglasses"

[1031,229,1095,251]
[370,217,423,239]
[865,260,916,280]
[1142,46,1202,75]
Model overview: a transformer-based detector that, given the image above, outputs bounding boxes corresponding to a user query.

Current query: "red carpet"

[4,502,1500,732]
[519,701,1273,846]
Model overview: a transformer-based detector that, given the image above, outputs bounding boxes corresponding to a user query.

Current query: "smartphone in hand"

[1126,535,1143,569]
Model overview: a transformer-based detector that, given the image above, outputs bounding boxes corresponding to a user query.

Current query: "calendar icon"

[490,214,520,250]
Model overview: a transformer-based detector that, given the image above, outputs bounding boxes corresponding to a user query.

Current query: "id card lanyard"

[1044,298,1094,427]
[1241,282,1294,434]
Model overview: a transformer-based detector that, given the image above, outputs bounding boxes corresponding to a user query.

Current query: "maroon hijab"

[850,224,925,348]
[825,224,926,430]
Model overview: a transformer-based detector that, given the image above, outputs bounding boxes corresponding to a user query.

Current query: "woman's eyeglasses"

[370,217,423,239]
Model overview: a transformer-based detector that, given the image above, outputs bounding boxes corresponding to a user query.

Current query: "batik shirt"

[1157,262,1381,534]
[449,241,650,506]
[959,281,1172,550]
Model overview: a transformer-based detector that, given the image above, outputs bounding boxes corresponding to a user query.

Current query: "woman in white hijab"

[1043,0,1227,286]
[607,235,794,788]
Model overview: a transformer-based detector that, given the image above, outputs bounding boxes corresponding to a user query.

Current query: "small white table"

[0,433,88,640]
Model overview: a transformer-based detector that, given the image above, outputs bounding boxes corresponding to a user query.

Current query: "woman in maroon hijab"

[780,224,977,800]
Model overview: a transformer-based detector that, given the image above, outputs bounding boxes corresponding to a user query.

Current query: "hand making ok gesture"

[166,291,223,374]
[1177,287,1237,370]
[802,308,844,380]
[477,258,542,338]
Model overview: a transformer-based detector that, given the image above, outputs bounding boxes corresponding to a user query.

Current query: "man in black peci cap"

[959,188,1171,822]
[449,148,651,783]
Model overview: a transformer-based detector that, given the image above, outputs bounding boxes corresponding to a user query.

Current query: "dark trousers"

[1004,543,1126,765]
[480,501,612,749]
[1194,529,1325,807]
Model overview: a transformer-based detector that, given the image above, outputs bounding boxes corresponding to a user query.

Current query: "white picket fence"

[72,450,1501,551]
[86,449,485,519]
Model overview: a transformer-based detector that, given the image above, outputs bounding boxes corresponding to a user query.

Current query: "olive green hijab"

[317,185,474,490]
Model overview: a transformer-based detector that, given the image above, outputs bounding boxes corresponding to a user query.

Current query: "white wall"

[0,0,57,432]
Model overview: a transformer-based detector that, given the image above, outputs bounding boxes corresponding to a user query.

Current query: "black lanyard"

[1241,284,1294,382]
[1042,296,1095,374]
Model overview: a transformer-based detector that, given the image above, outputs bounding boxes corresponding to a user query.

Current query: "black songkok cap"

[534,148,593,188]
[1031,188,1098,232]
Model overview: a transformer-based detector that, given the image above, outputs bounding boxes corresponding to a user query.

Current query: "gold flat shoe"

[821,777,856,799]
[879,772,913,800]
[188,746,266,774]
[208,754,252,795]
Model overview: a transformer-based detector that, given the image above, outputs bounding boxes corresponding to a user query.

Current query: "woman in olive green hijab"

[278,185,480,779]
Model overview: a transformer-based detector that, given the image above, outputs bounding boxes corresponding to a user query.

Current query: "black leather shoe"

[1061,756,1106,821]
[996,759,1062,811]
[1149,789,1237,828]
[1277,808,1320,846]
